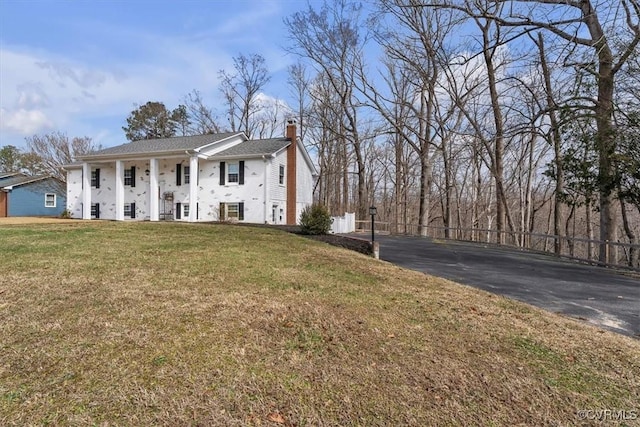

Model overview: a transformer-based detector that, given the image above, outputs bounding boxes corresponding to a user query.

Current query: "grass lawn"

[1,221,638,426]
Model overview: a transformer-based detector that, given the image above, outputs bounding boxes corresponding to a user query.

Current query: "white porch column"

[115,160,124,221]
[149,158,159,221]
[263,156,271,223]
[82,162,91,219]
[189,156,198,222]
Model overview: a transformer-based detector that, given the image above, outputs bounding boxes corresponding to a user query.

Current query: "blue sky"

[0,0,320,149]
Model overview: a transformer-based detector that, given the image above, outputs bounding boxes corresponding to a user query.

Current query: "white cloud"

[0,1,299,148]
[0,108,53,135]
[0,43,232,147]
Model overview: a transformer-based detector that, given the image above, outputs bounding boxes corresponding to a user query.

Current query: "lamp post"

[369,206,377,243]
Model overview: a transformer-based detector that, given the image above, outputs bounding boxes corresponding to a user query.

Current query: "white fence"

[330,212,356,234]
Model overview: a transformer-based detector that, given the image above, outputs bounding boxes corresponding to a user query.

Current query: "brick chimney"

[285,119,297,225]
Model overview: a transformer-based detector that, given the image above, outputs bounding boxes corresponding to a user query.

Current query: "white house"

[65,121,316,224]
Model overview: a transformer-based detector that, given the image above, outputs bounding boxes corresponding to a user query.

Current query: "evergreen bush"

[299,204,332,235]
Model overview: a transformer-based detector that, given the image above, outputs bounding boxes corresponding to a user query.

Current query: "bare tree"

[25,132,100,181]
[183,89,223,134]
[287,62,312,144]
[486,0,640,261]
[285,0,371,221]
[218,53,271,138]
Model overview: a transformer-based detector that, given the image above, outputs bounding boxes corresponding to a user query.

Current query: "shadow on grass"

[240,223,373,256]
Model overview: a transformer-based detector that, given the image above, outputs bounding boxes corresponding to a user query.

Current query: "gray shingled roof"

[0,172,20,179]
[81,132,241,158]
[0,174,50,189]
[214,138,290,158]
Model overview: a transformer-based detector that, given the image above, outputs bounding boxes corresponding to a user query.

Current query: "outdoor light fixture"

[369,206,377,243]
[145,169,150,176]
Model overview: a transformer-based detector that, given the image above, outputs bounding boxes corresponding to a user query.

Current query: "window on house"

[45,193,56,208]
[184,166,190,185]
[183,203,190,218]
[91,169,100,188]
[279,165,285,185]
[124,168,133,186]
[227,203,239,219]
[91,203,100,219]
[220,202,244,221]
[124,203,131,217]
[228,163,239,183]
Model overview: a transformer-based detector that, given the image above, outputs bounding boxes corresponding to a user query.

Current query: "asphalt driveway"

[367,234,640,338]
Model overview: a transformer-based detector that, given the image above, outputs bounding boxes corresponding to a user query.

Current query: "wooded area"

[284,0,640,268]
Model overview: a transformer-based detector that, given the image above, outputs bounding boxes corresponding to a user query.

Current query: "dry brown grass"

[0,217,81,225]
[1,221,638,426]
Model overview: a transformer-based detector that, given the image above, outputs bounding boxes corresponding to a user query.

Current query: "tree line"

[280,0,639,267]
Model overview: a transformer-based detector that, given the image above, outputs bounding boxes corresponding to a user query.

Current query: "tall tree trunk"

[620,199,639,267]
[443,146,452,238]
[537,32,566,254]
[418,154,432,237]
[586,198,594,260]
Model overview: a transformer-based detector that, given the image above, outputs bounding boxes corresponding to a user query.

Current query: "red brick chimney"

[285,120,297,225]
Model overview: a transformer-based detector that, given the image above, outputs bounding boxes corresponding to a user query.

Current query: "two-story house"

[65,121,316,224]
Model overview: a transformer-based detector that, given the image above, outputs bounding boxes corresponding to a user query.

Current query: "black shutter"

[94,203,100,219]
[196,203,199,220]
[95,168,100,188]
[176,163,182,186]
[219,202,225,221]
[219,162,226,185]
[239,161,245,185]
[130,166,136,187]
[239,202,244,221]
[130,202,136,219]
[176,202,181,219]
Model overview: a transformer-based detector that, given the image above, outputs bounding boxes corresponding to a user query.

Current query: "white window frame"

[124,203,131,218]
[124,169,133,186]
[45,193,56,208]
[279,164,285,185]
[183,203,190,218]
[227,162,239,184]
[91,170,97,187]
[226,203,239,220]
[184,166,190,185]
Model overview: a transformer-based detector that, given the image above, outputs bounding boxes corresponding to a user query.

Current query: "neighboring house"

[64,121,317,224]
[0,172,67,217]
